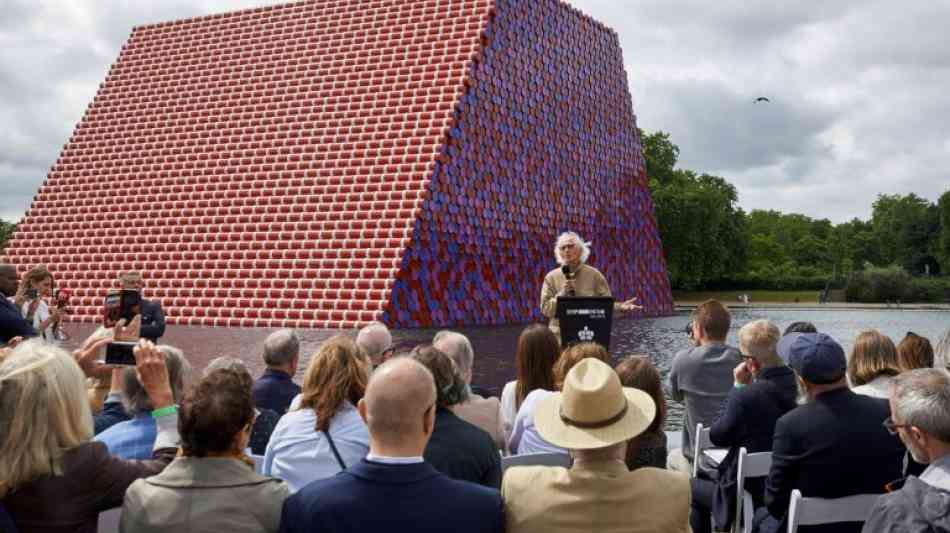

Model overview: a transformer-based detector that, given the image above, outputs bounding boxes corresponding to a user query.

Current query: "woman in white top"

[15,266,63,343]
[508,341,610,454]
[500,324,560,441]
[848,329,901,399]
[263,335,370,493]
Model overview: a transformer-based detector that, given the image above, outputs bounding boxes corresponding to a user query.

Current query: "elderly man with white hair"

[356,321,394,369]
[862,368,950,532]
[434,330,506,450]
[540,231,642,337]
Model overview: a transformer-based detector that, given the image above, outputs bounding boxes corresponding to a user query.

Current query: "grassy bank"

[673,290,822,303]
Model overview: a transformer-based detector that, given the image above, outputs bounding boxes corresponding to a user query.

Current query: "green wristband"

[733,382,746,389]
[151,405,178,419]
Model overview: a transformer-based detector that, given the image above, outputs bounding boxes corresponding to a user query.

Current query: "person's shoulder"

[543,267,563,281]
[503,465,567,491]
[438,474,503,502]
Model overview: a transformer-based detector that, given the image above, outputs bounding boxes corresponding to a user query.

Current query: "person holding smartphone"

[0,263,36,344]
[15,266,64,344]
[118,271,166,343]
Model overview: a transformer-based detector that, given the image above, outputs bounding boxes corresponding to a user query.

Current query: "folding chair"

[693,424,727,477]
[786,488,880,533]
[734,448,773,533]
[501,452,572,472]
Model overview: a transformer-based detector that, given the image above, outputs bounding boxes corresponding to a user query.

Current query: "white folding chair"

[693,424,728,477]
[502,452,572,471]
[97,508,121,533]
[734,448,772,533]
[786,488,881,533]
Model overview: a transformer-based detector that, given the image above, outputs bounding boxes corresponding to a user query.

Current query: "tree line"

[641,129,950,293]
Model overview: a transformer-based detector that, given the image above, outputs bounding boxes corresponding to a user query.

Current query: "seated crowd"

[2,274,950,532]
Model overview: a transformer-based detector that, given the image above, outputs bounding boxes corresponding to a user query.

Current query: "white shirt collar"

[366,453,424,465]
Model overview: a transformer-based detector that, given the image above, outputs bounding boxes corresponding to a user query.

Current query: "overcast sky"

[2,0,948,224]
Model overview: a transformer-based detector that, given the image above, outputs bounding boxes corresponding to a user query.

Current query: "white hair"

[935,327,950,371]
[356,321,392,359]
[892,368,950,442]
[433,330,474,378]
[122,345,191,415]
[263,329,300,366]
[554,231,591,265]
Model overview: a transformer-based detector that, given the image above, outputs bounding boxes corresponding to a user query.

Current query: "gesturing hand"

[73,338,112,378]
[618,297,642,313]
[134,340,174,409]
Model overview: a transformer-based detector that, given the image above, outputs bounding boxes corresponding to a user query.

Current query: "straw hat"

[535,358,656,450]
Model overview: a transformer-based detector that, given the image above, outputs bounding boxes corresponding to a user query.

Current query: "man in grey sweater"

[665,299,741,473]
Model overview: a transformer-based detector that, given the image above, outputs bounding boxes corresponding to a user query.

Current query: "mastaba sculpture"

[7,0,673,329]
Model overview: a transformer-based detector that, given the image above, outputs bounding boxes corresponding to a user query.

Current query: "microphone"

[561,265,575,296]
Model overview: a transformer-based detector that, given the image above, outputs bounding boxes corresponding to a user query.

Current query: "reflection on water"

[61,308,949,431]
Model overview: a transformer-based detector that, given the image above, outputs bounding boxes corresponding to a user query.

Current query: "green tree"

[0,220,15,253]
[870,193,940,274]
[938,190,950,274]
[639,129,679,186]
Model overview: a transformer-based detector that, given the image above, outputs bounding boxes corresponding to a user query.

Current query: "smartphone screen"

[105,341,137,366]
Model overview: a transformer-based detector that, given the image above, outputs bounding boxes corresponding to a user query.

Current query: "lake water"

[61,308,950,431]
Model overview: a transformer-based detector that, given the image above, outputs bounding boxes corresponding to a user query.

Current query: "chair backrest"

[502,452,572,471]
[249,453,266,475]
[735,448,772,533]
[786,489,881,533]
[97,508,122,533]
[692,423,713,477]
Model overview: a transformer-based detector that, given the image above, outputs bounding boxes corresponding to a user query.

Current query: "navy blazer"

[707,365,798,529]
[278,459,504,533]
[252,369,301,415]
[0,297,35,344]
[763,387,905,533]
[425,406,502,489]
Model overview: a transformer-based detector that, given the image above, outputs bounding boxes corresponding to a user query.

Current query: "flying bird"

[754,97,770,103]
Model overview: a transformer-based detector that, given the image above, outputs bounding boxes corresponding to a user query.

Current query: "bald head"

[362,357,436,447]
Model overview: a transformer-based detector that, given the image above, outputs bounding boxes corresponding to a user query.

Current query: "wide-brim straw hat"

[535,358,656,450]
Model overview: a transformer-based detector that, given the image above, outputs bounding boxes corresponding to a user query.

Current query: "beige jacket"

[540,263,613,336]
[121,456,289,533]
[502,459,692,533]
[452,393,506,452]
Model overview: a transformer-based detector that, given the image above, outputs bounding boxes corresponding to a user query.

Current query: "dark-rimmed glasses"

[882,416,910,436]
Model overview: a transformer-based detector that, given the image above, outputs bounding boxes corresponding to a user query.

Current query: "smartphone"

[119,290,142,323]
[105,341,138,366]
[103,292,122,327]
[25,287,38,299]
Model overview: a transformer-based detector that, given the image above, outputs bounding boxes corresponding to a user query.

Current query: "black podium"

[555,296,614,350]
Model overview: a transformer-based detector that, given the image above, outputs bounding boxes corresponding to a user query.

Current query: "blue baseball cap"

[777,333,847,384]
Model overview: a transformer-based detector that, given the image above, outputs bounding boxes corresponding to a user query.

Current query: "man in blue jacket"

[756,332,905,533]
[0,264,35,345]
[278,357,504,533]
[690,319,798,533]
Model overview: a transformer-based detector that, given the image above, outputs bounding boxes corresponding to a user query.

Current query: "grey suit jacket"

[121,456,289,533]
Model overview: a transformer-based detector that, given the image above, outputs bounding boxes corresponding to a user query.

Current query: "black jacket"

[863,475,950,533]
[708,365,798,530]
[138,298,165,342]
[0,297,35,344]
[424,406,502,489]
[764,387,905,533]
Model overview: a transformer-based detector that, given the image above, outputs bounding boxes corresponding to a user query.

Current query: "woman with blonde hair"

[263,335,370,493]
[14,266,64,343]
[848,329,901,398]
[0,338,179,532]
[508,342,611,455]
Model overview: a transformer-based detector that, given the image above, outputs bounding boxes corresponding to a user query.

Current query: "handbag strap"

[322,429,346,471]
